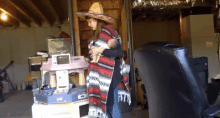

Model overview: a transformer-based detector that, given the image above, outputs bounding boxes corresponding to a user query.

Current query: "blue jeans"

[106,87,122,118]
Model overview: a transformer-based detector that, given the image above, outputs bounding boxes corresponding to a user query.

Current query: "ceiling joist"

[134,13,147,22]
[0,7,30,27]
[47,0,61,25]
[165,13,179,20]
[6,0,42,27]
[29,0,53,26]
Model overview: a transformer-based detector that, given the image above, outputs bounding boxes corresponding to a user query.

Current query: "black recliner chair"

[134,42,220,118]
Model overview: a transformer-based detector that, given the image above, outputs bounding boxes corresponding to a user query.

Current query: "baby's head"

[108,39,118,49]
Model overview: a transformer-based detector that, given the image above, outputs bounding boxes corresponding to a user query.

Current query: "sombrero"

[75,2,116,24]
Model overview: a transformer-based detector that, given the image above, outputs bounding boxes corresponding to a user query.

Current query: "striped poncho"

[86,25,131,118]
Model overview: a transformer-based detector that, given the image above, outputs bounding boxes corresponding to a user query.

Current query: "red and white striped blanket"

[86,25,131,118]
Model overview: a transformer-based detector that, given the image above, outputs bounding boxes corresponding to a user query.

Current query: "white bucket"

[17,85,21,91]
[22,82,26,90]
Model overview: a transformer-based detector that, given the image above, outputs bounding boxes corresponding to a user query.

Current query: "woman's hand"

[90,46,105,55]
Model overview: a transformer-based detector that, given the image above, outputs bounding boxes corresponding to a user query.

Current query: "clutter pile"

[32,35,90,118]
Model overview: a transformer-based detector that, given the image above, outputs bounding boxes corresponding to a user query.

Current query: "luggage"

[192,57,209,92]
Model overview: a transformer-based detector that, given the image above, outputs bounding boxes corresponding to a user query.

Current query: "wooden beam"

[47,0,61,25]
[6,0,41,27]
[134,13,146,22]
[179,10,184,46]
[121,0,129,63]
[0,20,5,28]
[132,10,174,15]
[29,0,53,26]
[0,0,30,28]
[73,0,81,56]
[79,8,121,11]
[165,13,179,20]
[0,17,16,28]
[2,16,15,26]
[2,16,19,28]
[145,14,157,21]
[0,8,30,27]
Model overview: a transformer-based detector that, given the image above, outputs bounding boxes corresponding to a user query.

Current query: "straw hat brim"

[75,11,116,24]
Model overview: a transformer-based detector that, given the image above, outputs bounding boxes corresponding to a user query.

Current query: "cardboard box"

[28,56,47,79]
[28,56,47,65]
[31,71,41,79]
[47,38,72,56]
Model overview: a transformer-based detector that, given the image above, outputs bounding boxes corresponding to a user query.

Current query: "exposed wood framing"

[6,0,41,27]
[29,0,53,26]
[179,11,184,46]
[0,7,30,27]
[0,0,31,28]
[134,13,146,22]
[145,14,157,21]
[2,17,16,26]
[165,13,179,20]
[121,0,129,63]
[73,0,81,56]
[47,0,61,25]
[0,20,6,27]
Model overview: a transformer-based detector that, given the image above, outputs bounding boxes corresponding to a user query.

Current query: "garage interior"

[1,0,220,117]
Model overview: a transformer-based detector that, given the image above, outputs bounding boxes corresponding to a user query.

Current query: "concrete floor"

[2,90,220,118]
[0,90,149,118]
[0,91,33,118]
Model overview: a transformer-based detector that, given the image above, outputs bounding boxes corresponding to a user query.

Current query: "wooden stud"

[102,0,121,9]
[73,0,81,56]
[79,73,86,86]
[121,0,129,63]
[79,21,91,31]
[104,9,120,20]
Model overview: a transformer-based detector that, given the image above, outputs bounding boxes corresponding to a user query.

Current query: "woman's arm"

[101,48,124,57]
[91,25,124,57]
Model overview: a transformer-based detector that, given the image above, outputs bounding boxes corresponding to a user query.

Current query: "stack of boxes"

[28,56,47,88]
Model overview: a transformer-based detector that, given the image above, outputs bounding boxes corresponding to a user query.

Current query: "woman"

[75,2,131,118]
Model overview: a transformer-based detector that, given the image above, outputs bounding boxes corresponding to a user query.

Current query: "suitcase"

[192,57,209,92]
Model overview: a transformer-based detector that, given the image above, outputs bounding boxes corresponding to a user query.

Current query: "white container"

[22,82,26,90]
[17,84,21,91]
[32,99,89,118]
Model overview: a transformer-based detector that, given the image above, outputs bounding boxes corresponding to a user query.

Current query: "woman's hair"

[85,16,107,41]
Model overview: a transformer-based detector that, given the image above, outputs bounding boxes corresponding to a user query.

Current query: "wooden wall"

[73,0,128,59]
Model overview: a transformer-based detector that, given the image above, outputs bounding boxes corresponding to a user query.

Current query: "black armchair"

[134,42,220,118]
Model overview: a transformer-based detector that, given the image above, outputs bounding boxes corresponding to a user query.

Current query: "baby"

[91,39,118,63]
